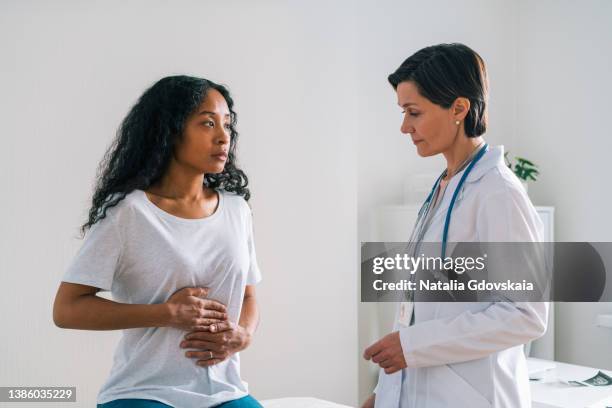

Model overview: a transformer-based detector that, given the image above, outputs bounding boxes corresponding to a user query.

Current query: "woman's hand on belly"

[180,322,251,367]
[363,331,407,374]
[164,287,228,331]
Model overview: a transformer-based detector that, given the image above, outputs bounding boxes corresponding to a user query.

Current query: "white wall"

[0,1,357,406]
[515,0,612,369]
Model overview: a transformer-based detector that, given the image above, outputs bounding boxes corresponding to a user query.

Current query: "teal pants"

[97,395,262,407]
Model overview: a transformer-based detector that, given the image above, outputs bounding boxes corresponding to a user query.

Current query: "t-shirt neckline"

[138,188,224,224]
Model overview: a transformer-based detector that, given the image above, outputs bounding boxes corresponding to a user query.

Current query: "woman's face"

[396,81,461,157]
[175,88,232,175]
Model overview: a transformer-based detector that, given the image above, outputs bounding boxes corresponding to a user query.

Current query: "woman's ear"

[452,97,471,121]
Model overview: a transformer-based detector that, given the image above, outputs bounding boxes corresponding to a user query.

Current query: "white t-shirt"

[62,189,262,407]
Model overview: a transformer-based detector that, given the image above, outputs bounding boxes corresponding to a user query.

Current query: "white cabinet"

[368,204,419,242]
[536,206,555,242]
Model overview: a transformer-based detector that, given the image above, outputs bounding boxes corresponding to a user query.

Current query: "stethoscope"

[410,143,489,259]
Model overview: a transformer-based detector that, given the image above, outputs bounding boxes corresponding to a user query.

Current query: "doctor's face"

[396,81,458,157]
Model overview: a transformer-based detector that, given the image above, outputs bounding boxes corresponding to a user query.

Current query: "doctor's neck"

[442,135,485,180]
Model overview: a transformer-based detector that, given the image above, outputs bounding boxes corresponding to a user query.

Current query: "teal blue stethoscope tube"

[417,143,489,258]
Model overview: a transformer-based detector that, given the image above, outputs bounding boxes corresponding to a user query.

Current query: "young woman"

[53,76,263,408]
[362,44,548,407]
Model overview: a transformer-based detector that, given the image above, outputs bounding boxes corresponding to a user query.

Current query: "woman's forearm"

[238,293,259,337]
[54,294,170,330]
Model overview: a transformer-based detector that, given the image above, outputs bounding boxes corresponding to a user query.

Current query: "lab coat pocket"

[430,364,491,408]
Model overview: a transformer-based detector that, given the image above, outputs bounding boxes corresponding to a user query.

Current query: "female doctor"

[362,43,548,408]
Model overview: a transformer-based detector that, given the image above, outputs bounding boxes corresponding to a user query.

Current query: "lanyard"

[414,143,489,258]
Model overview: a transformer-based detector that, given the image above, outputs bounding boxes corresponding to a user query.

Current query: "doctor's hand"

[164,287,227,331]
[180,321,251,367]
[363,331,407,374]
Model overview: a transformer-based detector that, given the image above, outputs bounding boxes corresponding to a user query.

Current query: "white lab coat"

[374,145,549,408]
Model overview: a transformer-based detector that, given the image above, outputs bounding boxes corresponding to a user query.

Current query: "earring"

[455,120,460,125]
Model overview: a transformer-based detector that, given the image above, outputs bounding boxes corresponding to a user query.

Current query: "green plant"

[504,152,540,182]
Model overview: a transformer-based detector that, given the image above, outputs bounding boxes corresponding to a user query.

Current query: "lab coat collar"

[464,144,505,184]
[427,144,504,220]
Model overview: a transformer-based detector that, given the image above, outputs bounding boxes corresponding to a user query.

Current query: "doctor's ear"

[452,97,471,123]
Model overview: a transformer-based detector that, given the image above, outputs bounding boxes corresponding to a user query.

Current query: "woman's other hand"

[164,287,227,331]
[361,394,375,408]
[180,322,251,366]
[363,331,407,374]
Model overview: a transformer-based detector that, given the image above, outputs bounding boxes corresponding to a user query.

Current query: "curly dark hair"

[81,75,249,235]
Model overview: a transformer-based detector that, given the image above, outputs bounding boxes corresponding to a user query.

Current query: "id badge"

[398,302,413,327]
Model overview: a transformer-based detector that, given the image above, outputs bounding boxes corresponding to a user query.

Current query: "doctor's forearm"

[401,302,548,367]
